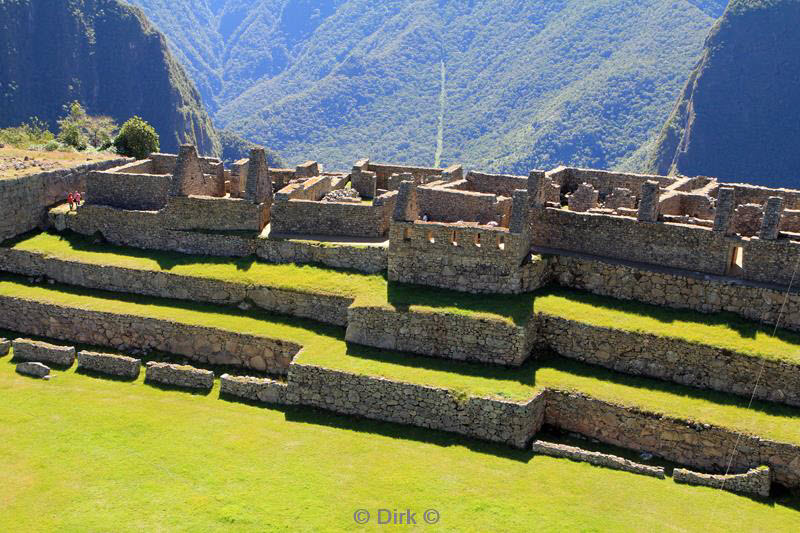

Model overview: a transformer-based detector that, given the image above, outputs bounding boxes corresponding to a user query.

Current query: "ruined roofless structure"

[55,146,800,298]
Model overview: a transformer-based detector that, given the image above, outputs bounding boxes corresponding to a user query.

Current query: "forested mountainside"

[644,0,800,188]
[0,0,220,156]
[130,0,726,171]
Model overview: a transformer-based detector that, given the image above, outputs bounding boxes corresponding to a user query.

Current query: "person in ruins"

[67,192,74,210]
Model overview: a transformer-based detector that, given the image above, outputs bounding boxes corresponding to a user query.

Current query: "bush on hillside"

[0,117,54,148]
[113,116,160,159]
[57,101,90,150]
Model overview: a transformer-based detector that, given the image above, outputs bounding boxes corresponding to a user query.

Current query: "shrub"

[57,102,89,150]
[113,116,159,159]
[44,140,61,152]
[0,117,54,148]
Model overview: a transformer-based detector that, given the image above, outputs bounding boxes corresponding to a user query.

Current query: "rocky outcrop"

[0,0,220,155]
[646,0,800,187]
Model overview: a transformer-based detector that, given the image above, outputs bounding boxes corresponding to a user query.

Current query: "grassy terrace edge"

[1,275,800,446]
[6,231,800,364]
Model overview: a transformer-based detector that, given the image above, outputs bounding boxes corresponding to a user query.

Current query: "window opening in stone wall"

[451,231,458,246]
[498,235,505,250]
[403,227,411,241]
[427,230,435,244]
[728,245,744,277]
[475,233,481,247]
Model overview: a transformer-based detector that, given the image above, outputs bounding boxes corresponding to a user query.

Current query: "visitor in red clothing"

[74,191,82,206]
[67,193,74,211]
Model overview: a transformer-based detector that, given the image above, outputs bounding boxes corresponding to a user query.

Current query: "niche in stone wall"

[451,231,458,246]
[727,245,745,277]
[475,233,481,248]
[427,230,435,244]
[498,235,505,250]
[403,228,411,241]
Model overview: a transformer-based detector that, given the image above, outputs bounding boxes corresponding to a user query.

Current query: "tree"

[85,115,118,149]
[114,116,160,159]
[57,101,89,150]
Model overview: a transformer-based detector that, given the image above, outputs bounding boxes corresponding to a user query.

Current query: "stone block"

[220,374,290,404]
[77,350,141,379]
[0,338,10,356]
[16,362,50,378]
[13,339,75,366]
[712,187,736,233]
[145,362,214,390]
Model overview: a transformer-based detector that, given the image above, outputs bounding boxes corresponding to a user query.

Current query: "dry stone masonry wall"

[145,362,214,390]
[285,363,546,448]
[346,306,536,366]
[0,158,129,242]
[537,315,800,406]
[12,338,75,366]
[0,294,300,374]
[77,350,141,379]
[673,466,771,497]
[531,440,665,478]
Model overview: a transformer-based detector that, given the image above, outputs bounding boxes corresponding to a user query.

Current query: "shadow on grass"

[535,286,800,344]
[74,367,139,383]
[143,379,213,396]
[219,393,534,462]
[345,342,538,388]
[542,355,800,419]
[386,281,535,326]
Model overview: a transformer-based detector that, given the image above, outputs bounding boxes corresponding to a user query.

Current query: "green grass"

[1,355,799,532]
[7,231,534,324]
[9,231,800,363]
[2,276,800,447]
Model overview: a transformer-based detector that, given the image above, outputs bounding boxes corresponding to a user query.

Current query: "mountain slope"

[131,0,725,171]
[644,0,800,187]
[0,0,220,156]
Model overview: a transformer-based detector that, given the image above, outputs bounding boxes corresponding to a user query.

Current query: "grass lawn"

[1,357,798,532]
[8,231,800,363]
[2,276,800,446]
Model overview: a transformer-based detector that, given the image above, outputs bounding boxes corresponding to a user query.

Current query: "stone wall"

[145,362,214,390]
[417,186,510,225]
[533,207,731,276]
[538,314,800,406]
[77,350,141,379]
[547,252,800,333]
[0,294,301,374]
[741,236,800,286]
[388,221,529,294]
[58,204,258,257]
[12,338,75,366]
[531,440,665,478]
[162,196,268,232]
[219,374,288,403]
[550,167,678,197]
[345,306,536,366]
[465,171,528,197]
[0,158,129,243]
[270,192,397,238]
[285,363,547,448]
[544,390,800,488]
[367,163,444,190]
[87,167,171,211]
[673,466,771,497]
[256,239,387,274]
